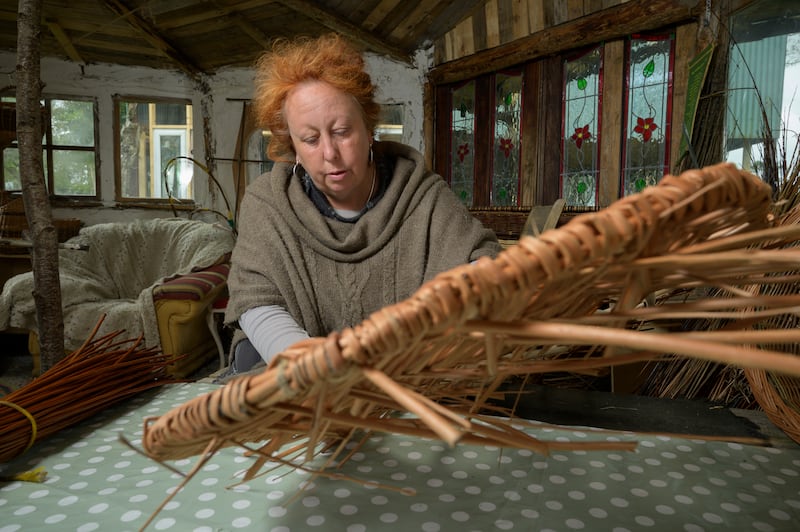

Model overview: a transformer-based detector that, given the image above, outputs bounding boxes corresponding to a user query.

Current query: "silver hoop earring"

[369,145,373,164]
[292,161,299,175]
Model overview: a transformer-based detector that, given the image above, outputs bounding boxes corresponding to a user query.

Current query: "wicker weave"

[469,206,532,239]
[141,163,800,465]
[741,205,800,444]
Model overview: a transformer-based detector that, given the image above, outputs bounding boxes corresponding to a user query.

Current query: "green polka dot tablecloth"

[1,382,799,531]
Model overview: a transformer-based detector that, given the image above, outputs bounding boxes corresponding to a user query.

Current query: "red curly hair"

[252,33,380,163]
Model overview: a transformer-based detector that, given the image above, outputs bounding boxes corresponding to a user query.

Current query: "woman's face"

[285,80,373,211]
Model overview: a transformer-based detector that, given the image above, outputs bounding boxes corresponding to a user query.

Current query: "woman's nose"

[321,135,339,160]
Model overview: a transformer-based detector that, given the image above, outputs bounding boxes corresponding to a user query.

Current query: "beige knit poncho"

[225,141,501,344]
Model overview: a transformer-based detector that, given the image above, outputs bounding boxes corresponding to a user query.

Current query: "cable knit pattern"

[225,141,501,348]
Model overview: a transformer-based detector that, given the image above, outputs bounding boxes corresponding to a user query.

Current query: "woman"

[223,33,501,376]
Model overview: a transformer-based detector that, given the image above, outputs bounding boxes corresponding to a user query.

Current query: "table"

[1,382,799,531]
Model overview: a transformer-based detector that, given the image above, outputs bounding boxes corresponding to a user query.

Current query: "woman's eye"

[303,137,318,145]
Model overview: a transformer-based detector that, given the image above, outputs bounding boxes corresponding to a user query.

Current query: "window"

[442,73,522,208]
[622,34,674,196]
[492,71,522,206]
[449,80,476,206]
[115,97,193,201]
[1,96,99,197]
[245,130,273,184]
[561,46,603,208]
[376,103,404,143]
[725,0,800,179]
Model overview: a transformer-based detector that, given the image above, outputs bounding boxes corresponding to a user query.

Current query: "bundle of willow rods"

[1,321,178,463]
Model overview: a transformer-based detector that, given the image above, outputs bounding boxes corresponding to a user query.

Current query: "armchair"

[1,218,236,377]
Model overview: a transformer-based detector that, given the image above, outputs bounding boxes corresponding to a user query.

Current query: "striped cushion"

[153,263,230,301]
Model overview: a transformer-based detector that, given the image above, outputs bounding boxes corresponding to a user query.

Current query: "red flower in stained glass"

[457,143,470,162]
[571,125,592,149]
[634,116,658,142]
[499,138,513,158]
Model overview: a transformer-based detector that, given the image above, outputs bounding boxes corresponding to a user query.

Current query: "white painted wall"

[0,48,429,227]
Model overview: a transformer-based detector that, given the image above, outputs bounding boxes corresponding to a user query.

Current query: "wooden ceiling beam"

[230,14,273,50]
[429,0,703,85]
[45,19,85,64]
[275,0,412,63]
[102,0,205,80]
[363,0,403,31]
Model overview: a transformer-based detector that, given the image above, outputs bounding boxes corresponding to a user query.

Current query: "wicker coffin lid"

[140,162,800,461]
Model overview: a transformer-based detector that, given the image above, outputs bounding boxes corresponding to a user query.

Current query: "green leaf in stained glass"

[460,190,468,200]
[635,177,647,191]
[577,78,587,91]
[576,181,588,194]
[643,60,655,78]
[460,103,467,117]
[505,93,512,106]
[498,188,507,201]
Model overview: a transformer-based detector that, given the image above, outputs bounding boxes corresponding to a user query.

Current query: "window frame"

[620,32,676,198]
[434,29,679,217]
[113,94,194,206]
[437,72,524,208]
[560,44,604,208]
[1,93,100,200]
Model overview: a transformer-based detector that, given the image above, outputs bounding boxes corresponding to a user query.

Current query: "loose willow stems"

[0,319,177,463]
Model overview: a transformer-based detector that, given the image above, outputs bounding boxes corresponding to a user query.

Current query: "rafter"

[276,0,411,63]
[101,0,205,79]
[45,19,84,64]
[230,14,273,50]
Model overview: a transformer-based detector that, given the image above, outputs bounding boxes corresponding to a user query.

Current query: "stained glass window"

[622,34,674,196]
[561,46,602,208]
[491,71,522,206]
[450,80,475,207]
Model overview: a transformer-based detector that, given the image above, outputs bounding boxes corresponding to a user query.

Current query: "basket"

[140,162,800,467]
[741,205,800,444]
[469,206,532,239]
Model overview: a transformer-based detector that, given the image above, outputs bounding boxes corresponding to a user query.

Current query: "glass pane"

[725,0,800,182]
[492,71,522,206]
[2,147,20,190]
[50,99,95,147]
[450,80,475,207]
[155,103,187,125]
[246,130,273,184]
[562,46,602,208]
[376,104,404,142]
[52,149,96,196]
[118,100,193,199]
[622,35,673,196]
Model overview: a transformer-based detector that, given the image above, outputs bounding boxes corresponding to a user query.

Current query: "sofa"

[0,217,236,377]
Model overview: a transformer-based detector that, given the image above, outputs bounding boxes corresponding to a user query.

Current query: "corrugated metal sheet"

[726,35,787,142]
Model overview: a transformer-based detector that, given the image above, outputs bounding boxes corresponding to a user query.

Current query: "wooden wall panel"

[430,0,700,83]
[670,22,698,173]
[484,0,501,48]
[472,9,489,52]
[511,0,530,42]
[599,39,625,207]
[528,0,547,33]
[451,17,476,59]
[433,0,654,65]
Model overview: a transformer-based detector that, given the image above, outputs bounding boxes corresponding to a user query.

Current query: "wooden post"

[16,0,65,372]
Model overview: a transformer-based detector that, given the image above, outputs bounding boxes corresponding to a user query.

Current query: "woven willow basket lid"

[140,162,800,463]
